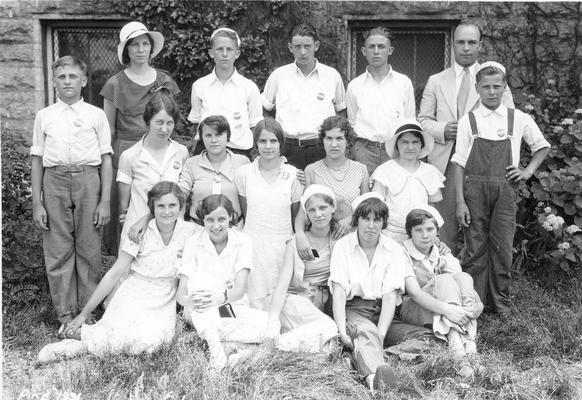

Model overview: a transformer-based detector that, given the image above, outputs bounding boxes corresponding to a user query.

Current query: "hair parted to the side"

[363,26,394,43]
[351,198,389,229]
[52,55,88,76]
[252,118,286,154]
[318,115,357,156]
[121,33,154,65]
[454,21,483,41]
[476,66,506,84]
[143,88,180,126]
[147,181,186,215]
[290,23,318,42]
[405,209,439,238]
[196,194,238,226]
[197,115,232,142]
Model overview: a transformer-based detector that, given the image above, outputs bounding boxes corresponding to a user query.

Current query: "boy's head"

[362,27,394,69]
[475,62,507,110]
[351,194,389,230]
[52,55,88,105]
[288,23,319,68]
[197,115,231,142]
[209,27,241,70]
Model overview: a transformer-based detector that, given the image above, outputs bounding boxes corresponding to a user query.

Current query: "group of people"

[33,18,550,392]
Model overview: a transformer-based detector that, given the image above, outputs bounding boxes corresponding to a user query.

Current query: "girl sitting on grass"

[400,206,483,377]
[37,182,199,363]
[265,185,339,353]
[177,194,268,370]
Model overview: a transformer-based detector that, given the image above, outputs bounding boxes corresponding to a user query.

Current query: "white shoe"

[37,339,85,364]
[464,339,477,354]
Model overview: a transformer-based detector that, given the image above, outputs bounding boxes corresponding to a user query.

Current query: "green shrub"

[1,132,46,312]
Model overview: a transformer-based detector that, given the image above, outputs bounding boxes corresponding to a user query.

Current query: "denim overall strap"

[462,109,516,314]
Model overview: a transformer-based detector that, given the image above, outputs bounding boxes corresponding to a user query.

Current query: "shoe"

[464,339,477,354]
[373,363,396,393]
[447,331,466,358]
[457,359,474,378]
[37,339,84,364]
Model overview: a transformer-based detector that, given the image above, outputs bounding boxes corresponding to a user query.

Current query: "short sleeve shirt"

[30,98,113,167]
[328,232,411,304]
[262,61,346,138]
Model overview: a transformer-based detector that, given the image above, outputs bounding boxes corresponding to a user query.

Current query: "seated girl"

[371,121,445,243]
[177,194,268,370]
[265,185,339,353]
[400,206,483,375]
[37,182,199,363]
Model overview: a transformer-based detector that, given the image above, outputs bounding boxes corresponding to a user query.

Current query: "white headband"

[406,205,444,227]
[478,61,506,74]
[210,27,241,47]
[300,184,336,213]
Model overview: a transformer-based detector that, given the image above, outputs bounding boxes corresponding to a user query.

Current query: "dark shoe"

[373,363,396,393]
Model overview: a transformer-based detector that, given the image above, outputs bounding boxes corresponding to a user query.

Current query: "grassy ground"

[3,274,582,400]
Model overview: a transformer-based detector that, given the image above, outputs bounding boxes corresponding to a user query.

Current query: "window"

[348,21,455,110]
[46,21,126,108]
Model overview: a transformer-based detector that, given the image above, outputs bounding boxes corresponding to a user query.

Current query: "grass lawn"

[3,274,582,400]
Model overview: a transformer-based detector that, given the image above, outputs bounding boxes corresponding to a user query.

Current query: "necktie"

[457,67,470,118]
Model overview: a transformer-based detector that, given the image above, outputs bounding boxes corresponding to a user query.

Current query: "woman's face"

[257,129,280,160]
[203,206,230,244]
[357,212,383,245]
[127,34,152,65]
[410,219,438,254]
[148,109,174,143]
[323,127,347,160]
[201,124,228,157]
[305,195,334,230]
[396,132,423,161]
[153,193,180,227]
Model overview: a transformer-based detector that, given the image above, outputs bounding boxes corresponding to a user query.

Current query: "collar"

[198,150,235,181]
[56,97,85,112]
[348,231,399,253]
[137,137,179,164]
[454,62,478,79]
[364,65,393,83]
[211,68,241,86]
[294,59,320,77]
[477,103,507,117]
[402,239,439,263]
[148,218,184,239]
[198,228,243,253]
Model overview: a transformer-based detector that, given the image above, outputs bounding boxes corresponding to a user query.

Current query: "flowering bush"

[513,83,582,283]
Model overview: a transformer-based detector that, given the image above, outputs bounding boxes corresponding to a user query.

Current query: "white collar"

[477,103,507,117]
[403,239,439,263]
[454,62,478,78]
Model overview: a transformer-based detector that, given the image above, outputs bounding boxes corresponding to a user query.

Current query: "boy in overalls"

[451,62,550,314]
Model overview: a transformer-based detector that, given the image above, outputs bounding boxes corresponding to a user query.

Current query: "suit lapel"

[440,67,457,117]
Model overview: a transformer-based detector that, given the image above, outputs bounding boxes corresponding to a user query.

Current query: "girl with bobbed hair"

[37,182,200,363]
[177,194,268,370]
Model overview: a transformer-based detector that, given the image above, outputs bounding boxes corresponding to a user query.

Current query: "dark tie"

[457,67,470,118]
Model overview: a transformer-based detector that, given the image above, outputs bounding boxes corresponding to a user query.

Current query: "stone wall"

[1,1,580,145]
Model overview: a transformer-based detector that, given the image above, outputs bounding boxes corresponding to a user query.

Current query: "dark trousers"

[283,142,325,171]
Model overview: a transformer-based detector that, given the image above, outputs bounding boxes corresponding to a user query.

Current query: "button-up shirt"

[453,62,478,95]
[328,232,411,303]
[262,60,347,139]
[452,104,550,168]
[188,69,262,150]
[346,67,415,142]
[30,98,112,167]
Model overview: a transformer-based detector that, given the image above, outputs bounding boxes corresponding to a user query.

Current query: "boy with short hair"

[452,62,550,314]
[262,23,347,170]
[188,27,262,160]
[31,55,113,329]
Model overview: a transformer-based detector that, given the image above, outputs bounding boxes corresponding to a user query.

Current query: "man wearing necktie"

[418,22,514,253]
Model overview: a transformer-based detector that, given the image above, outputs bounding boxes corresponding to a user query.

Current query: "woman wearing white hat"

[370,120,445,243]
[100,21,180,254]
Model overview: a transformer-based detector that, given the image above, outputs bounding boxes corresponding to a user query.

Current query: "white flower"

[542,221,553,231]
[552,216,565,230]
[562,118,574,125]
[525,104,535,111]
[557,242,570,250]
[565,225,581,234]
[544,207,552,214]
[553,126,564,133]
[547,79,556,85]
[574,109,582,114]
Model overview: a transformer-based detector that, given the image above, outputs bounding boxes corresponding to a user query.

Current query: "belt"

[47,165,98,173]
[356,137,385,149]
[285,137,320,147]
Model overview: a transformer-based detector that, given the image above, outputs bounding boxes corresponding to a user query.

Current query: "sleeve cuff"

[116,171,132,184]
[30,146,44,156]
[121,240,140,258]
[450,155,466,168]
[261,95,275,111]
[334,101,347,112]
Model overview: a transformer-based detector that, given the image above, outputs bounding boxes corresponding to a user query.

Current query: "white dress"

[234,160,303,308]
[371,160,445,243]
[81,219,200,357]
[117,138,189,253]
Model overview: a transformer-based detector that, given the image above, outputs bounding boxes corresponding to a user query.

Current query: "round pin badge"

[317,92,325,101]
[497,128,507,138]
[233,112,241,120]
[173,160,181,170]
[73,119,82,127]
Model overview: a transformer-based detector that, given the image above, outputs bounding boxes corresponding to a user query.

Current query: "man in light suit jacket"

[418,22,514,252]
